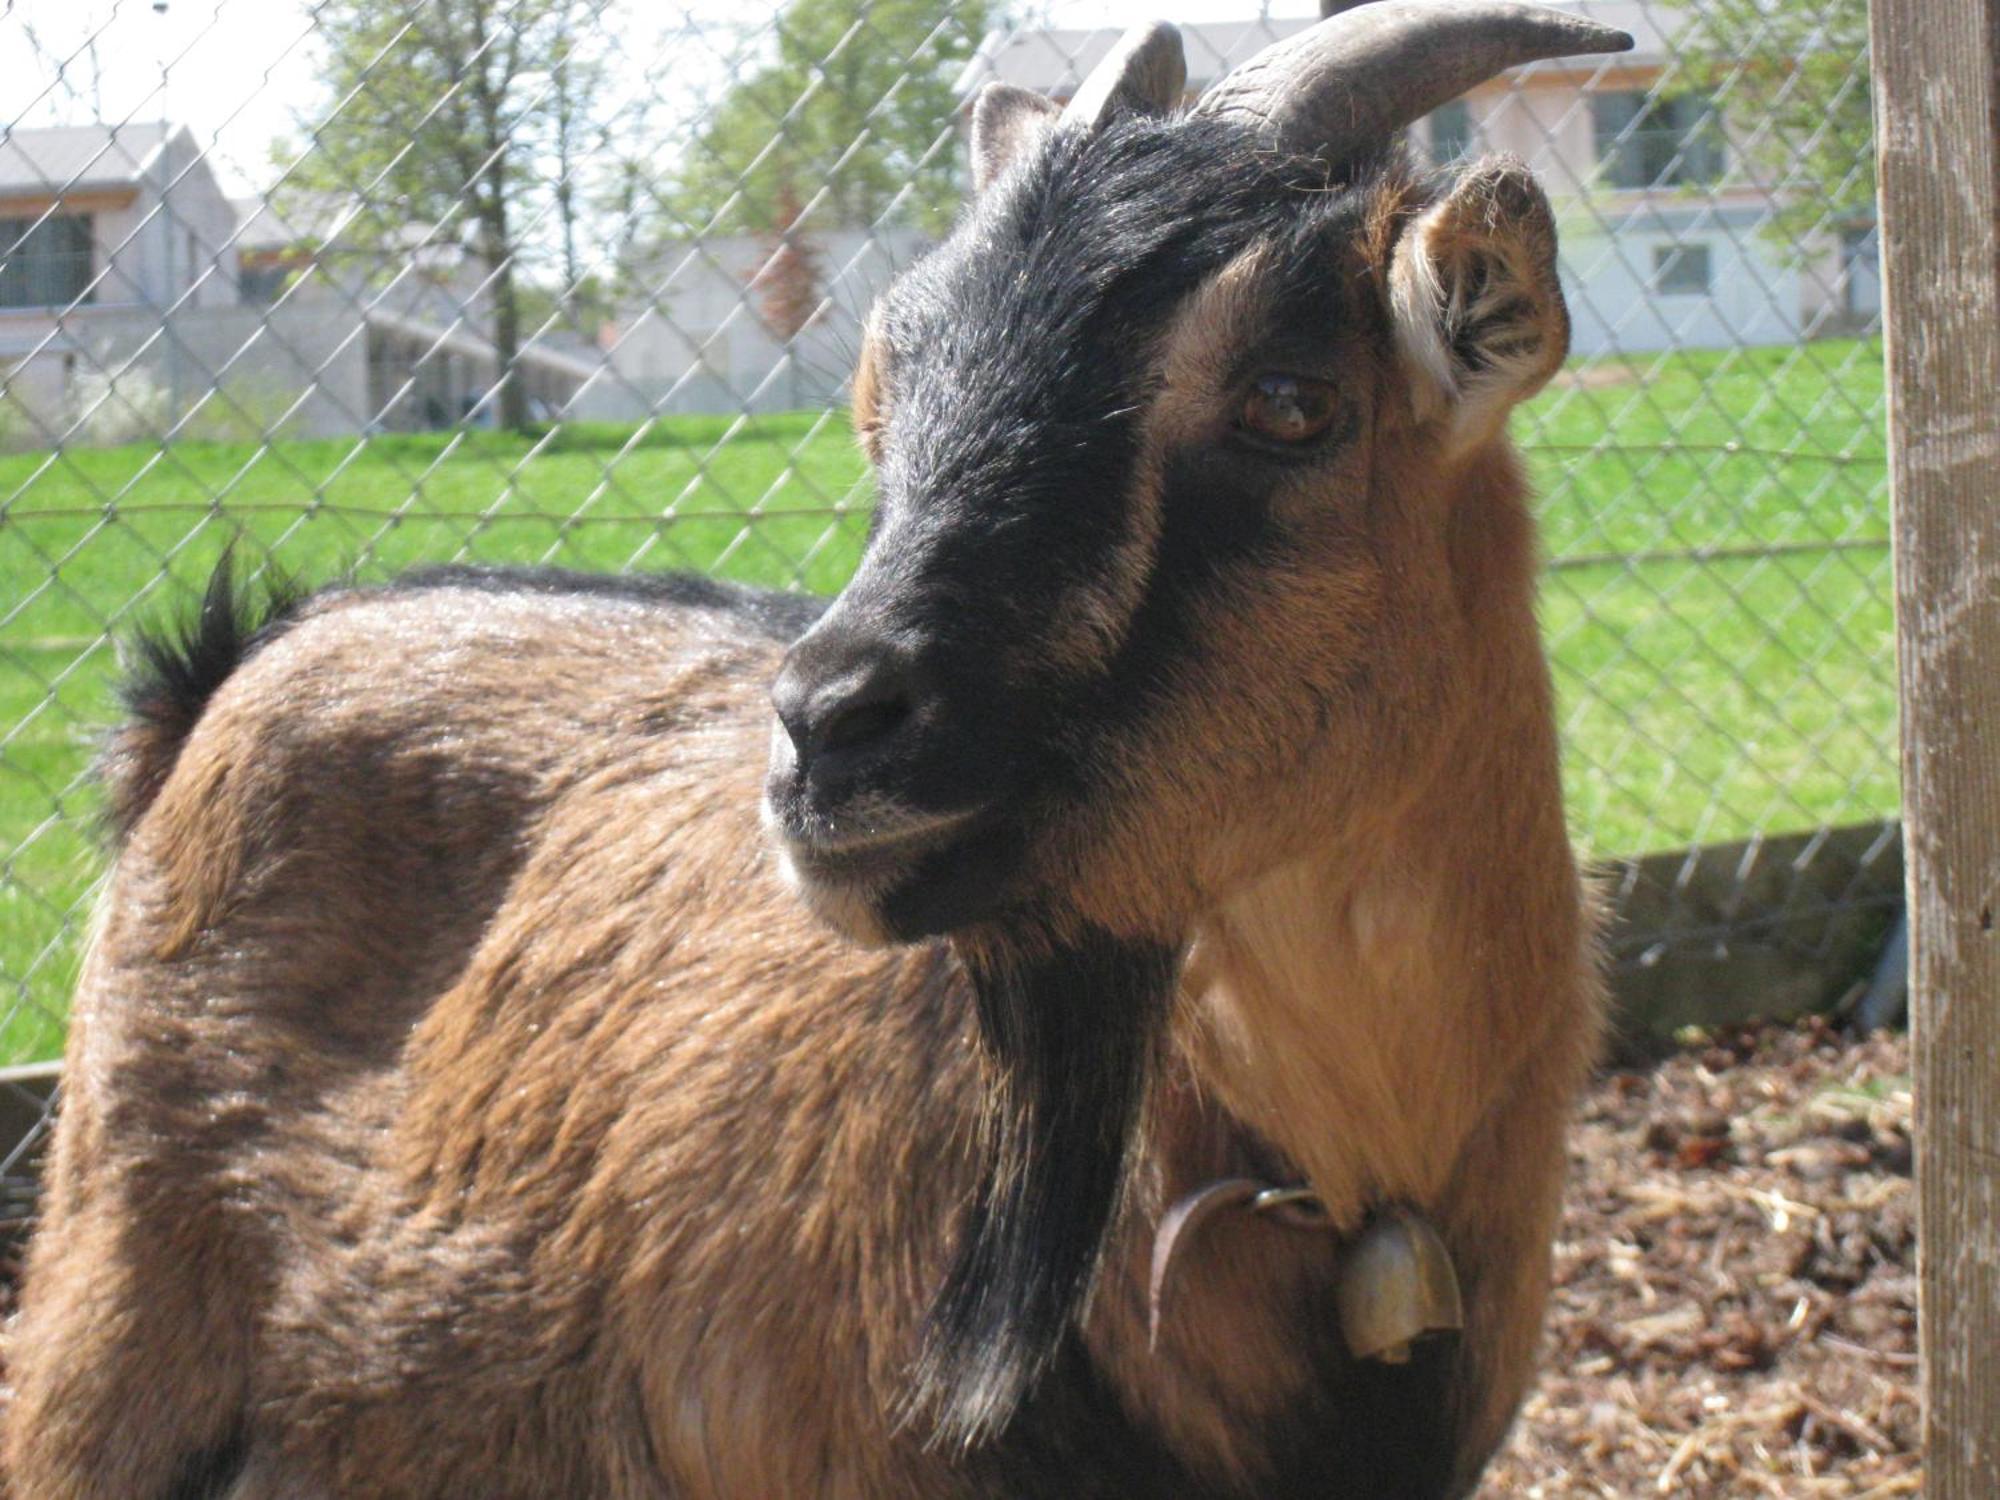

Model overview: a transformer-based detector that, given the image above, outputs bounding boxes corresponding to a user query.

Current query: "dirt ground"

[1482,1018,1919,1498]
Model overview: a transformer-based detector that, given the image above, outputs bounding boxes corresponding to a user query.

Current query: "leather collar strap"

[1147,1176,1331,1349]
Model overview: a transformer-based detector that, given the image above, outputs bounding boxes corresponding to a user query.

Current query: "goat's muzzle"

[765,619,1009,943]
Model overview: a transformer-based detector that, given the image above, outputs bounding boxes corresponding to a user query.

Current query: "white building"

[956,1,1877,356]
[0,123,254,441]
[0,123,597,447]
[597,2,1876,424]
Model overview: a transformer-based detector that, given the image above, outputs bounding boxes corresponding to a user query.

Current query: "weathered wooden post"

[1869,0,2000,1491]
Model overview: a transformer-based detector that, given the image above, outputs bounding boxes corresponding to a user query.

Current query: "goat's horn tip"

[1586,24,1637,54]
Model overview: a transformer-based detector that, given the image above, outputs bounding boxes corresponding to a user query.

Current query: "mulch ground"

[1482,1018,1919,1498]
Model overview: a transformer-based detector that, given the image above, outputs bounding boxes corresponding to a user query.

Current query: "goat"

[2,4,1631,1496]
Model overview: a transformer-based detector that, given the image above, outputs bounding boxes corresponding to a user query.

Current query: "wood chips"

[1481,1018,1919,1497]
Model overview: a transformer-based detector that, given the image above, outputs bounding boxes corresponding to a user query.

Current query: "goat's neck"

[1179,840,1469,1223]
[1178,540,1577,1222]
[1186,799,1582,1226]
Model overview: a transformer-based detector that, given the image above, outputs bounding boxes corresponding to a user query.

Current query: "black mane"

[103,557,306,839]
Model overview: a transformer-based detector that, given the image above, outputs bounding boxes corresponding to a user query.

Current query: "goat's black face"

[765,101,1573,952]
[766,117,1396,944]
[763,118,1391,944]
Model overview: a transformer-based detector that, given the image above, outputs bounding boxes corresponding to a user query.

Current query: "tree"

[545,3,612,325]
[288,0,613,431]
[1685,0,1874,248]
[665,0,993,237]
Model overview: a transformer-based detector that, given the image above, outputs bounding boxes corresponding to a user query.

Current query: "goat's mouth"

[767,797,1011,940]
[776,802,984,873]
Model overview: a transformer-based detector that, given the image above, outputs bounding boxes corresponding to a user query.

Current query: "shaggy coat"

[4,87,1600,1500]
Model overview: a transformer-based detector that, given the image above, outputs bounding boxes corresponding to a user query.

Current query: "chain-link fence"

[0,0,1896,1120]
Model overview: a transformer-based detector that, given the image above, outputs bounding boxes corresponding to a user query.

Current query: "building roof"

[956,17,1312,98]
[231,192,359,252]
[365,306,603,381]
[957,2,1675,100]
[0,122,178,196]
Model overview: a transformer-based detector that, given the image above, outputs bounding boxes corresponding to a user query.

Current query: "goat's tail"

[98,552,305,842]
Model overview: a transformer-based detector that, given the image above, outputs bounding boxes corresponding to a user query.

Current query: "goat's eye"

[1238,374,1339,447]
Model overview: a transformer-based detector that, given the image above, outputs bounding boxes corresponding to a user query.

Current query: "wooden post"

[1869,0,2000,1492]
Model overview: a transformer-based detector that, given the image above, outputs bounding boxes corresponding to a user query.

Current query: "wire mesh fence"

[0,0,1896,1129]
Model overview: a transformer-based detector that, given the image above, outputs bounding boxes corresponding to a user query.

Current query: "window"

[1654,243,1712,295]
[1424,99,1476,166]
[238,261,290,306]
[0,215,93,308]
[1592,91,1725,189]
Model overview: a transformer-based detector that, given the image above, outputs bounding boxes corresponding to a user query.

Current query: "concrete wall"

[1603,820,1903,1051]
[578,226,931,420]
[2,300,370,444]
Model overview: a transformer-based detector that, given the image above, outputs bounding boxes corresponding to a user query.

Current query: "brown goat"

[3,5,1631,1496]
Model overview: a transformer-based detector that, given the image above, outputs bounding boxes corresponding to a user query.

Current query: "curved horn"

[1194,0,1632,158]
[1060,21,1187,130]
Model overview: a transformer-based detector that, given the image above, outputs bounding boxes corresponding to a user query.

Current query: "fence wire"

[0,0,1896,1137]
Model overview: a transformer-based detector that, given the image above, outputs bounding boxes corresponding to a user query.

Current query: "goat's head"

[761,0,1630,1447]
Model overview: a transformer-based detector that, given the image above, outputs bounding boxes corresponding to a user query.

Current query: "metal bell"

[1335,1204,1465,1364]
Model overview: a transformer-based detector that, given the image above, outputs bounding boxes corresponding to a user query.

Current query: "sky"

[1,0,1330,198]
[5,0,324,195]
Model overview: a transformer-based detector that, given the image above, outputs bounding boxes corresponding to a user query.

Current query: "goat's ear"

[1386,158,1570,453]
[971,83,1060,194]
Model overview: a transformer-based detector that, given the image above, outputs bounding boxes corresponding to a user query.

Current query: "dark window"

[1654,243,1712,295]
[1425,99,1476,166]
[238,262,290,305]
[1592,91,1725,189]
[0,215,93,308]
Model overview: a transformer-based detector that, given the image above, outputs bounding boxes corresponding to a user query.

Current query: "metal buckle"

[1251,1185,1328,1225]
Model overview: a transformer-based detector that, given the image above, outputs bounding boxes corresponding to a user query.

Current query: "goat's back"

[5,572,990,1499]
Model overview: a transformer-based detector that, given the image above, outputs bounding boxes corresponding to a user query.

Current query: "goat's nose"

[771,636,920,769]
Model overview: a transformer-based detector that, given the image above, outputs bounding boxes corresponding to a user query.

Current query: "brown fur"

[850,307,887,465]
[4,162,1597,1499]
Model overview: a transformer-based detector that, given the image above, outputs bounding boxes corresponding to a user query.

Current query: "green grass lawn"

[1521,338,1896,858]
[0,339,1896,1063]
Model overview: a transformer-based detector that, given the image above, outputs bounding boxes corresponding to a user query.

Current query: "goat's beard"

[905,923,1181,1450]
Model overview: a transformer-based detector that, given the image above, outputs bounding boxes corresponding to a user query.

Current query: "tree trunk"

[458,0,530,434]
[485,197,530,434]
[553,35,583,323]
[471,152,529,433]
